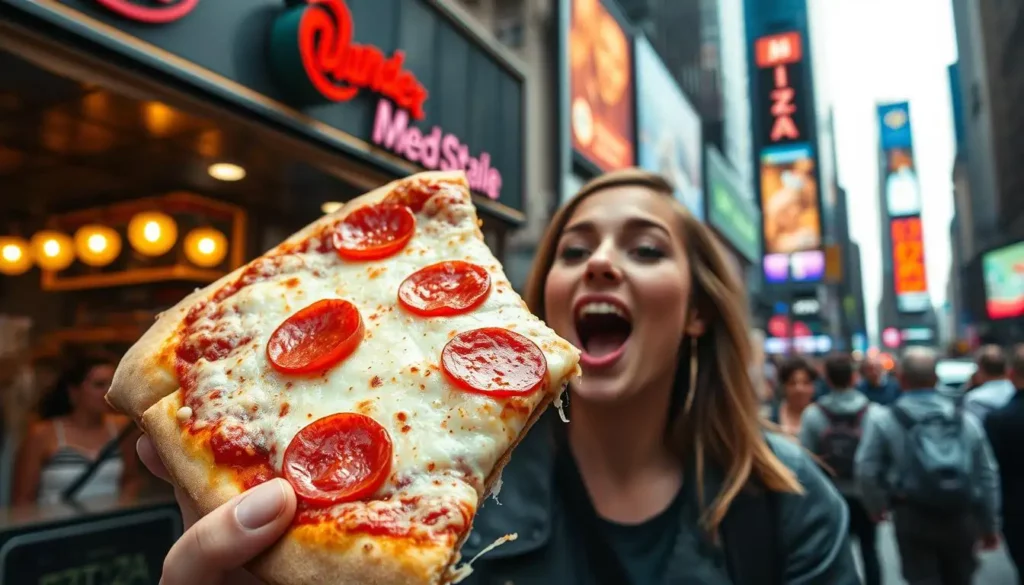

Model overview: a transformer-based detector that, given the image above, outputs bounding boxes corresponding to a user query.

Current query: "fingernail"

[235,479,287,530]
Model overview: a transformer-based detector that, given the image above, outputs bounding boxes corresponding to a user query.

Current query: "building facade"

[949,0,1024,343]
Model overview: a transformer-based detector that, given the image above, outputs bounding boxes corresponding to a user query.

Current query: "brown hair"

[524,168,802,532]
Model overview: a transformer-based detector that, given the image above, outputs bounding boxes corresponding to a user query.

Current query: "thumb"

[161,478,297,585]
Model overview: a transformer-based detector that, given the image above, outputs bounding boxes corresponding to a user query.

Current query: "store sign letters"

[92,0,507,202]
[267,0,428,118]
[755,32,804,144]
[94,0,200,23]
[372,100,503,200]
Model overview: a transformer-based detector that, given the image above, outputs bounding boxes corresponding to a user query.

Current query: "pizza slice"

[106,171,580,585]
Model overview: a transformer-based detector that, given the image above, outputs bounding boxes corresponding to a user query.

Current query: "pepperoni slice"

[441,328,548,397]
[398,261,492,317]
[267,299,364,374]
[333,203,415,261]
[283,413,393,506]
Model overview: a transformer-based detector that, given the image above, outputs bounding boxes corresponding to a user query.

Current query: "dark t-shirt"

[597,487,685,584]
[556,446,734,585]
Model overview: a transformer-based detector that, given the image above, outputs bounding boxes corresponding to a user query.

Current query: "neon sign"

[755,32,807,146]
[756,32,802,143]
[372,100,502,200]
[94,0,200,23]
[270,0,429,119]
[891,216,928,304]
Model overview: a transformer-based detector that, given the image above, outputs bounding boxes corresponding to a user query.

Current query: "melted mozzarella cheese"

[184,190,579,521]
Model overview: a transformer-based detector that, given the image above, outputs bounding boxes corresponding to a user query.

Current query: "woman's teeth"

[576,302,628,320]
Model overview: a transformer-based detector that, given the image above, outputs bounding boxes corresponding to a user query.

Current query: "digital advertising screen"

[760,143,821,255]
[568,0,634,172]
[891,215,930,313]
[706,147,759,261]
[636,37,703,219]
[754,30,822,285]
[982,241,1024,319]
[878,102,920,218]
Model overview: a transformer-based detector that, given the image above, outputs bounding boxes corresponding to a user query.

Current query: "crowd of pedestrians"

[770,345,1022,585]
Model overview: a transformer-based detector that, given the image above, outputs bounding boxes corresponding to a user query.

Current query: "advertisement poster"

[891,216,930,312]
[635,37,703,219]
[706,148,758,260]
[569,0,634,171]
[877,103,921,218]
[983,241,1024,319]
[759,143,821,254]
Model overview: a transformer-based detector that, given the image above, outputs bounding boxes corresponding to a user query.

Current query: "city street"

[864,522,1019,584]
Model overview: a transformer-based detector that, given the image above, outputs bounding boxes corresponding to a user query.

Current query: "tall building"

[875,102,939,349]
[745,0,841,354]
[949,0,1024,343]
[617,0,723,125]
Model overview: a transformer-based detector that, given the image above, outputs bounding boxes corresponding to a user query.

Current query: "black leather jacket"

[457,414,860,585]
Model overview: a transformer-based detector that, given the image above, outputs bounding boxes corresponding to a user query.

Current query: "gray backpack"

[892,406,973,512]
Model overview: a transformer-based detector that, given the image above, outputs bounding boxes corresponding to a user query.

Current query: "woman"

[141,169,856,584]
[12,353,141,505]
[772,356,820,436]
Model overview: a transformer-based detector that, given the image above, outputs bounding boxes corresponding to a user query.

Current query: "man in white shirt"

[963,345,1015,422]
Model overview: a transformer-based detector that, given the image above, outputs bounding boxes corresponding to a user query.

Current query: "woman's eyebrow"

[622,217,670,236]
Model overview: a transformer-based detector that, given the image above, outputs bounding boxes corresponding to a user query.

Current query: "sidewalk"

[868,522,1019,584]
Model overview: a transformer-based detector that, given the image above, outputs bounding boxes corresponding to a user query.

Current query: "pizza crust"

[142,387,564,585]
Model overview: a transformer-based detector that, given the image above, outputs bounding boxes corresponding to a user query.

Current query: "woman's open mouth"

[574,299,632,368]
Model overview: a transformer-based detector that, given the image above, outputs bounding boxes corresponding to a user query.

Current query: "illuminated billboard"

[983,241,1024,319]
[568,0,634,172]
[754,31,822,283]
[891,216,930,312]
[878,103,921,218]
[754,32,813,148]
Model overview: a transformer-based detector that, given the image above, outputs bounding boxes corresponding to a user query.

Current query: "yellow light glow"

[30,231,75,271]
[184,227,228,268]
[87,234,107,253]
[2,245,22,262]
[128,211,178,257]
[208,162,246,182]
[74,224,121,267]
[0,237,32,276]
[321,201,343,214]
[198,237,216,255]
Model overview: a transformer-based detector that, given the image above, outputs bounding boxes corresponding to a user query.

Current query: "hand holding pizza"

[138,435,297,585]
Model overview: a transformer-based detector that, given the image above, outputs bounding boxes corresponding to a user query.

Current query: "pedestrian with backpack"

[855,347,1001,585]
[799,352,884,585]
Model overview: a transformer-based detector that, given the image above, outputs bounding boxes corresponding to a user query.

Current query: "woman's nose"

[584,249,622,284]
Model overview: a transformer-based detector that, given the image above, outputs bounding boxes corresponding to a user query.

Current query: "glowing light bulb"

[42,239,61,257]
[143,221,161,242]
[2,244,22,262]
[87,233,108,253]
[198,237,216,255]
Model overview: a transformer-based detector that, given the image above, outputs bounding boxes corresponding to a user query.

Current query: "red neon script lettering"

[769,65,799,142]
[94,0,200,24]
[297,0,429,119]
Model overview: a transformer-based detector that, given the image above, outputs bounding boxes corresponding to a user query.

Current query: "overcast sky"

[819,0,959,342]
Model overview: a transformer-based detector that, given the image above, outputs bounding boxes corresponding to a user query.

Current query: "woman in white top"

[12,353,141,506]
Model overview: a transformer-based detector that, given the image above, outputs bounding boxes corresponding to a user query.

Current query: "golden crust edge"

[141,375,572,585]
[106,171,473,421]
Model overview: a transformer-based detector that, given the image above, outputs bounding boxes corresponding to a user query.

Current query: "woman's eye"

[560,246,589,261]
[633,245,664,259]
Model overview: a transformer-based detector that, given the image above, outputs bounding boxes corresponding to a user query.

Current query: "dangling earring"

[683,335,699,417]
